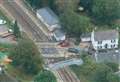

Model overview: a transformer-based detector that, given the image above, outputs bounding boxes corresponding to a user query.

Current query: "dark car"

[68,48,79,53]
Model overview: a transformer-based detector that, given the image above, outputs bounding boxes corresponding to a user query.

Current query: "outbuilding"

[53,29,66,41]
[37,7,61,32]
[81,33,91,42]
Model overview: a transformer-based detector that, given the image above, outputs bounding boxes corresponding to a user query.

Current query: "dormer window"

[111,40,115,43]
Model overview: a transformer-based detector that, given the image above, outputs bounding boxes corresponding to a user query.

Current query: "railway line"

[1,0,49,42]
[57,67,80,82]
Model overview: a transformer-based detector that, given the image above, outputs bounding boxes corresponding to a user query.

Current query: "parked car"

[68,48,79,53]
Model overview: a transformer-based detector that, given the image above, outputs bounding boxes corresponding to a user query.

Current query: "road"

[0,0,49,42]
[48,58,83,70]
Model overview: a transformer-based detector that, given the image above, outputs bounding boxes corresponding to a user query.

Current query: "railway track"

[57,67,80,82]
[1,0,49,42]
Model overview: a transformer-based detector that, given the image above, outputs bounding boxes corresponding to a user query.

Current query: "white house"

[37,7,61,32]
[91,30,119,50]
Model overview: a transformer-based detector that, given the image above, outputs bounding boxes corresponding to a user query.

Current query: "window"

[111,45,116,48]
[111,45,113,48]
[111,40,115,43]
[97,46,102,49]
[97,46,99,49]
[98,41,102,44]
[113,44,115,47]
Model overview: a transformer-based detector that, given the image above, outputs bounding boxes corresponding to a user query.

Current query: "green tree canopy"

[107,73,120,82]
[55,0,79,13]
[34,70,57,82]
[26,0,55,10]
[92,0,120,24]
[9,37,43,75]
[92,64,113,82]
[13,21,21,39]
[80,0,93,12]
[60,10,93,37]
[71,55,120,82]
[105,62,119,72]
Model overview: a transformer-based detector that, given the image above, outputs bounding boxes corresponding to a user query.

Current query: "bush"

[34,70,57,82]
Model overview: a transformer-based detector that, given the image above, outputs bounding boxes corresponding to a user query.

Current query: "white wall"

[81,37,91,42]
[91,31,118,50]
[92,39,119,50]
[53,33,65,41]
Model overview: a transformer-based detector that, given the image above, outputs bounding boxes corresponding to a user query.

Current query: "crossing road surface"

[1,0,49,42]
[48,58,83,70]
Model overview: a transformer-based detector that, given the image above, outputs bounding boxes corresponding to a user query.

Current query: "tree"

[92,0,120,24]
[60,10,93,37]
[107,73,120,82]
[26,0,56,10]
[9,37,43,75]
[80,0,93,12]
[13,21,21,39]
[55,0,79,14]
[26,0,42,9]
[34,70,57,82]
[71,54,120,82]
[92,64,113,82]
[105,62,119,72]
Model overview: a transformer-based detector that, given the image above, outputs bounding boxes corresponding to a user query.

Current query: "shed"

[81,33,91,42]
[53,29,66,41]
[37,7,61,32]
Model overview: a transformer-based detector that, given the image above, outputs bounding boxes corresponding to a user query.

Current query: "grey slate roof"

[37,7,59,26]
[81,33,91,38]
[94,30,119,41]
[54,29,65,38]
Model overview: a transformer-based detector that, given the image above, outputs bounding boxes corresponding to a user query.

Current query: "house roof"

[81,33,91,38]
[54,29,65,38]
[37,7,59,26]
[94,30,119,41]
